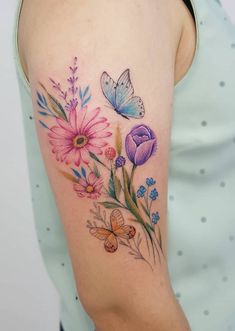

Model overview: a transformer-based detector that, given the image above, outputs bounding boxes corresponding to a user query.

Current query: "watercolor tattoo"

[37,57,163,270]
[100,69,145,119]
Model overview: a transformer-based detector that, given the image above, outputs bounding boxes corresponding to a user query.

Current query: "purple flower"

[65,98,78,111]
[115,156,126,168]
[125,125,157,166]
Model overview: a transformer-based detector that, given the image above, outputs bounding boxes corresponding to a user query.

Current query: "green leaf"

[114,175,122,199]
[93,162,101,178]
[48,93,68,120]
[131,185,138,205]
[159,228,163,250]
[140,201,150,217]
[99,201,122,209]
[89,152,106,167]
[123,167,131,192]
[145,222,155,233]
[115,125,122,155]
[108,169,116,199]
[39,83,67,121]
[58,170,79,183]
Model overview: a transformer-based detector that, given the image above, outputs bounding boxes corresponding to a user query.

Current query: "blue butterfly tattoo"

[100,69,145,119]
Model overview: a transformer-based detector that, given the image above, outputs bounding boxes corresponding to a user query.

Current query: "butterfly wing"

[115,69,134,109]
[104,233,118,253]
[118,96,145,119]
[89,227,112,240]
[115,69,145,119]
[114,225,136,240]
[100,71,117,108]
[110,209,125,231]
[89,227,118,253]
[110,209,136,240]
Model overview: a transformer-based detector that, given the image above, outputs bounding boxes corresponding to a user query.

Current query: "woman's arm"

[18,0,192,330]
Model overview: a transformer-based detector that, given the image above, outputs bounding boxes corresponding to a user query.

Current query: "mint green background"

[1,0,234,330]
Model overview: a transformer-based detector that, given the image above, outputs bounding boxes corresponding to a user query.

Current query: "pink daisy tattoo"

[48,106,112,166]
[73,172,103,199]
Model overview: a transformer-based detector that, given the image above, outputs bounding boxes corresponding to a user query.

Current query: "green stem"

[122,166,153,239]
[146,186,150,211]
[129,165,137,205]
[130,165,136,186]
[89,152,111,171]
[149,200,153,220]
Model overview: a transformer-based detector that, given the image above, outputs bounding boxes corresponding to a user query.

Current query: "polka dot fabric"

[168,0,235,330]
[13,0,235,330]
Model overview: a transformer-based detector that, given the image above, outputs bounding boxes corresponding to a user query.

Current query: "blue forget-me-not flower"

[149,188,158,200]
[146,177,156,186]
[137,185,147,198]
[151,212,160,224]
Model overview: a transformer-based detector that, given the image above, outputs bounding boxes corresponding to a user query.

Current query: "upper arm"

[18,1,190,330]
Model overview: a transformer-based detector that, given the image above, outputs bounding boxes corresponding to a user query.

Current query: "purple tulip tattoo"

[125,124,157,166]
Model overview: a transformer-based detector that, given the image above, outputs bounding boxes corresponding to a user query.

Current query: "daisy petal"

[76,106,87,132]
[82,107,101,130]
[88,172,97,185]
[87,122,110,135]
[86,145,103,155]
[88,138,108,148]
[56,118,75,134]
[84,117,107,132]
[89,131,112,139]
[80,148,90,164]
[69,108,77,130]
[50,126,75,139]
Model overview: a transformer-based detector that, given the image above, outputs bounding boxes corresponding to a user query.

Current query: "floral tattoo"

[37,57,163,270]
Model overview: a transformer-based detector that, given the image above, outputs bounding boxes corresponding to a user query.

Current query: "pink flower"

[48,106,112,166]
[105,147,116,161]
[73,172,103,199]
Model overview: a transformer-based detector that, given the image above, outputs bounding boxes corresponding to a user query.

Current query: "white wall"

[0,1,235,331]
[223,0,235,23]
[0,1,59,331]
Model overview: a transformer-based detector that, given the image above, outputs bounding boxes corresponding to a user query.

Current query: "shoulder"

[18,0,191,76]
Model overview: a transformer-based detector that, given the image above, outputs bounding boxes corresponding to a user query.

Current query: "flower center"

[73,135,88,148]
[86,185,94,193]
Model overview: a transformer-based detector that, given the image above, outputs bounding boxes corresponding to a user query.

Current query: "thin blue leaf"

[82,95,91,107]
[39,120,49,129]
[38,111,49,116]
[37,100,47,110]
[71,168,81,178]
[83,86,89,98]
[79,86,83,100]
[42,94,48,106]
[37,92,43,103]
[81,167,86,178]
[37,92,48,108]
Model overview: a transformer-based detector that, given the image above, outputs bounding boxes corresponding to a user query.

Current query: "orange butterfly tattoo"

[88,209,136,253]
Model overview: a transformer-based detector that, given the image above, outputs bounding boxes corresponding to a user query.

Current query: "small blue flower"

[151,212,160,225]
[149,188,158,200]
[146,177,156,186]
[115,156,126,168]
[137,185,146,198]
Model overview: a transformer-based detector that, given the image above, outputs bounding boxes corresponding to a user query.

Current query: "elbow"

[79,284,191,331]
